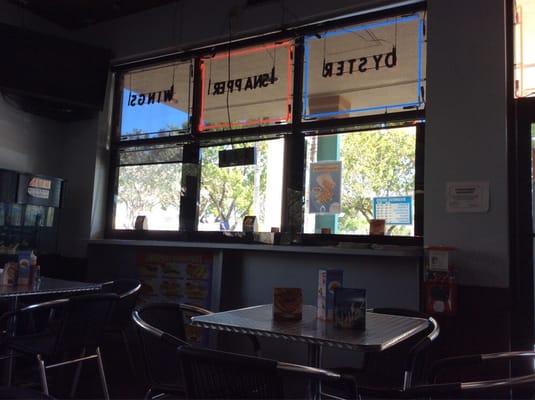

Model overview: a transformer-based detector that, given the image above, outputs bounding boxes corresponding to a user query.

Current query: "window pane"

[198,139,284,231]
[199,41,293,132]
[114,164,182,230]
[515,0,535,97]
[304,127,416,235]
[120,61,192,140]
[303,13,426,120]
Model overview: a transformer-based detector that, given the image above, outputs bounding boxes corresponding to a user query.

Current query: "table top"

[191,304,429,352]
[0,277,102,298]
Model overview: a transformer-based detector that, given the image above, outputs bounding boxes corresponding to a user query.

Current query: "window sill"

[100,230,422,257]
[90,237,422,258]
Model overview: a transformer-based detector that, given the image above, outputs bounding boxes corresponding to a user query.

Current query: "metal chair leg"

[96,347,110,400]
[6,349,14,386]
[37,354,49,395]
[144,387,153,400]
[69,347,86,398]
[121,329,137,377]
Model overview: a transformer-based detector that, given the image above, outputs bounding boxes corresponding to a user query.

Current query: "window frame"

[105,3,426,245]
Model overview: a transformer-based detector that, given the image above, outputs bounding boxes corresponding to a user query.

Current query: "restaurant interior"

[0,0,534,398]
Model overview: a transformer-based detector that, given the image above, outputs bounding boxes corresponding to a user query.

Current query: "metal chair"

[132,302,215,399]
[0,293,118,399]
[101,279,141,376]
[343,350,535,399]
[133,302,262,399]
[429,350,535,398]
[177,345,355,399]
[321,308,439,399]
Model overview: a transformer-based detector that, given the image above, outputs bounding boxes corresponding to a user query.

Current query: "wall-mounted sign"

[308,161,342,214]
[199,41,293,132]
[218,147,256,168]
[303,12,425,120]
[27,177,51,200]
[17,174,62,208]
[373,196,412,225]
[446,181,490,213]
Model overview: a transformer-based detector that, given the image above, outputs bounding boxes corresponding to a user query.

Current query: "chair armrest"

[277,361,352,381]
[430,351,535,381]
[460,372,535,392]
[0,298,69,327]
[403,316,440,388]
[179,304,212,316]
[132,309,187,346]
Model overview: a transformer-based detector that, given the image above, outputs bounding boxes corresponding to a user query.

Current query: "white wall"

[0,96,63,176]
[425,0,508,287]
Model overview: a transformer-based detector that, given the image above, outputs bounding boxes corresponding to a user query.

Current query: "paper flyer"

[308,161,342,214]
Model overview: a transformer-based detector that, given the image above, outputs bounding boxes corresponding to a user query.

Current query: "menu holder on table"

[273,288,303,321]
[334,288,366,330]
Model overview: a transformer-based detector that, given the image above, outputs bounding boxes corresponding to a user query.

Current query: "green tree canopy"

[338,127,415,235]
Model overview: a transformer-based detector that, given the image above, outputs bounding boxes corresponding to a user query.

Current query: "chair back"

[178,346,284,399]
[101,279,141,329]
[54,293,119,354]
[134,303,190,388]
[363,308,439,388]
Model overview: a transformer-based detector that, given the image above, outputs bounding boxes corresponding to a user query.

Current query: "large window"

[515,0,535,97]
[304,126,416,235]
[108,7,426,239]
[197,139,284,232]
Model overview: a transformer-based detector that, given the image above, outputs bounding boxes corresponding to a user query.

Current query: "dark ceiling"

[7,0,179,30]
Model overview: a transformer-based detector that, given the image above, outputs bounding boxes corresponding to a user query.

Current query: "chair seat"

[7,332,57,358]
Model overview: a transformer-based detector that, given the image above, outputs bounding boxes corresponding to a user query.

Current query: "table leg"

[307,343,323,400]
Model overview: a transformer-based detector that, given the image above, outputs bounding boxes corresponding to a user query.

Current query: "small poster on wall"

[137,251,215,344]
[308,161,342,214]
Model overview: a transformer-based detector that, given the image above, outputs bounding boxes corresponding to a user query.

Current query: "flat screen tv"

[0,23,111,117]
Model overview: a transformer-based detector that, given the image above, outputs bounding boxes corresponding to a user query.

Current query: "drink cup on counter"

[273,288,303,321]
[369,219,386,235]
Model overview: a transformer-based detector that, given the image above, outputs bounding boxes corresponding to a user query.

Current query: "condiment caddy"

[0,250,40,287]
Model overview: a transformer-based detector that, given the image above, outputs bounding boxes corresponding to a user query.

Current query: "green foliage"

[116,164,182,229]
[199,142,268,230]
[338,128,415,235]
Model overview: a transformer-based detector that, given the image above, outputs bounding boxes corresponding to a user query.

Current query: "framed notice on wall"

[446,181,490,213]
